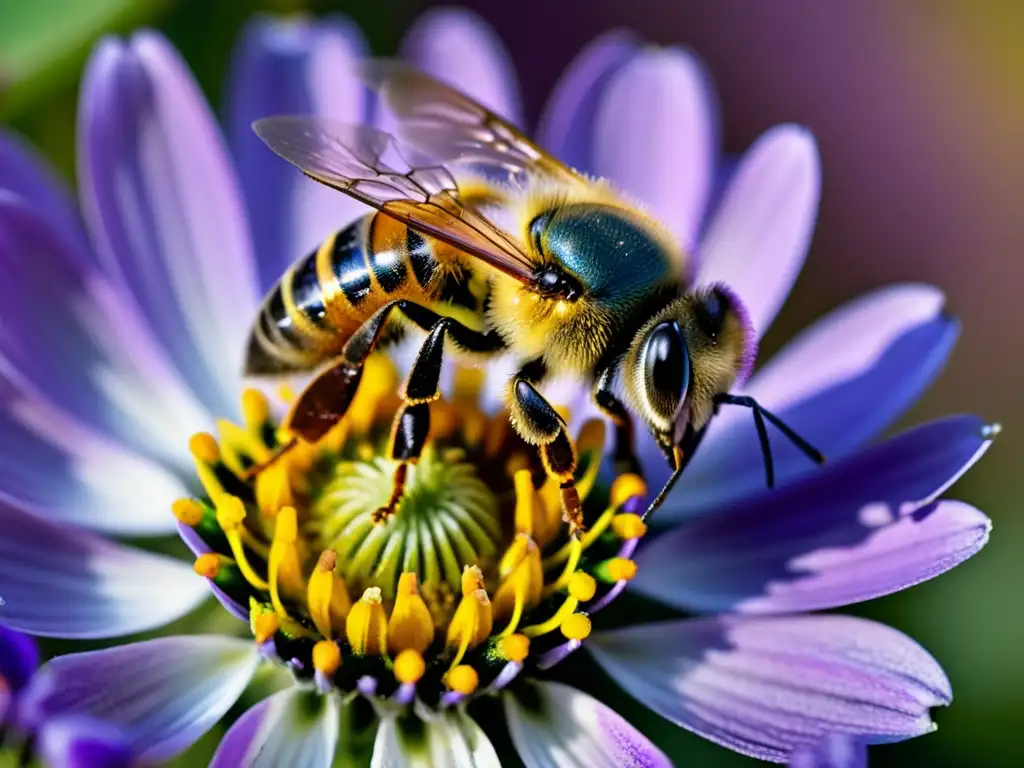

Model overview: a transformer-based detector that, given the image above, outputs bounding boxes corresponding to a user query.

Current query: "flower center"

[174,355,648,706]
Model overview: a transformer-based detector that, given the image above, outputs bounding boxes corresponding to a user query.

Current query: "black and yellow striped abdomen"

[245,212,461,375]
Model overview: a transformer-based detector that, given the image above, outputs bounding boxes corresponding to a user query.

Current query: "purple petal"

[401,8,522,125]
[663,284,959,518]
[0,501,208,638]
[0,132,91,259]
[790,735,868,768]
[695,125,820,338]
[37,716,133,768]
[0,193,211,479]
[505,681,671,768]
[536,30,639,173]
[226,15,370,291]
[20,636,258,763]
[79,31,259,417]
[211,688,339,768]
[589,614,949,763]
[634,416,993,614]
[0,388,191,535]
[593,47,717,250]
[0,626,39,693]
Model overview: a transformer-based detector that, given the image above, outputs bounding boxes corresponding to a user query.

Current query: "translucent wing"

[361,60,583,184]
[252,117,537,282]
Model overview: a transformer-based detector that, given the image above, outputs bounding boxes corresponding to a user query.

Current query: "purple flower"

[0,8,993,767]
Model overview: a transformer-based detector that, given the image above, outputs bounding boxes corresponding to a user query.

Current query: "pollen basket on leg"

[175,356,651,709]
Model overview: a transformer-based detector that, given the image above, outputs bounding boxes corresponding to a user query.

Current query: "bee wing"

[252,116,537,283]
[361,60,583,184]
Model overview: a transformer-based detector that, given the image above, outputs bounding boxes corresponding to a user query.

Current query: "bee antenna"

[642,464,685,522]
[713,393,826,489]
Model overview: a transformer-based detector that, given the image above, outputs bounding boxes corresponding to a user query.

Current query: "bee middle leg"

[509,362,586,537]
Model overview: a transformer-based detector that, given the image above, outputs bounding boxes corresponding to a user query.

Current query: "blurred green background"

[2,0,1022,765]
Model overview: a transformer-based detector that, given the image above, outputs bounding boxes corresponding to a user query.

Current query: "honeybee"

[248,62,823,528]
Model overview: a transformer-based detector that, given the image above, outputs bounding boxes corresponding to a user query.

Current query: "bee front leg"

[592,367,644,480]
[510,370,585,537]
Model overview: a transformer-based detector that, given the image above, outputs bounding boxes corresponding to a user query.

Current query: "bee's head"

[624,285,756,463]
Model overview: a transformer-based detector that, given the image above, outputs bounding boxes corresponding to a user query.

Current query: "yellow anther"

[256,462,294,518]
[268,506,302,617]
[241,388,270,429]
[494,536,543,634]
[193,553,222,580]
[312,640,341,677]
[568,572,597,601]
[560,613,592,641]
[172,498,204,526]
[250,599,281,644]
[308,550,350,639]
[446,665,479,695]
[461,565,486,596]
[189,432,220,464]
[388,573,435,655]
[346,587,388,656]
[446,571,493,669]
[217,496,268,591]
[499,634,530,663]
[611,473,647,509]
[603,558,638,582]
[513,469,535,536]
[394,649,427,685]
[611,513,648,540]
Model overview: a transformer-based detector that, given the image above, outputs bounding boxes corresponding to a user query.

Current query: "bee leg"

[375,315,506,523]
[592,368,644,480]
[510,373,585,538]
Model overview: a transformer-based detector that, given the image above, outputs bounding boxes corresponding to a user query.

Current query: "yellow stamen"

[543,536,582,596]
[241,388,270,431]
[217,419,270,472]
[513,469,535,536]
[446,567,493,667]
[494,535,543,634]
[600,558,638,582]
[544,504,617,568]
[387,572,435,654]
[312,640,341,677]
[193,553,224,580]
[523,572,595,638]
[172,498,204,526]
[611,513,648,540]
[611,473,647,509]
[574,419,606,501]
[394,649,426,685]
[499,634,530,663]
[189,432,220,465]
[268,506,303,618]
[250,598,280,644]
[560,613,592,641]
[216,495,268,590]
[307,550,350,639]
[346,587,388,656]
[256,462,294,518]
[446,665,479,695]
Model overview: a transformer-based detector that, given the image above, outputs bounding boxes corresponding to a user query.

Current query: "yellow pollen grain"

[611,474,647,509]
[387,573,435,655]
[346,587,388,656]
[251,610,280,645]
[189,432,221,464]
[394,649,426,685]
[568,572,597,601]
[312,640,341,677]
[611,513,648,540]
[172,498,204,526]
[193,553,221,580]
[241,388,270,428]
[605,558,638,582]
[500,634,530,663]
[446,665,479,695]
[560,613,592,641]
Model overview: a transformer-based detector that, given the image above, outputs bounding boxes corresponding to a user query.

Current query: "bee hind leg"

[510,371,585,538]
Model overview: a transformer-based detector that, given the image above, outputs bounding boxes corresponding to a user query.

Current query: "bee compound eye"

[644,321,691,420]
